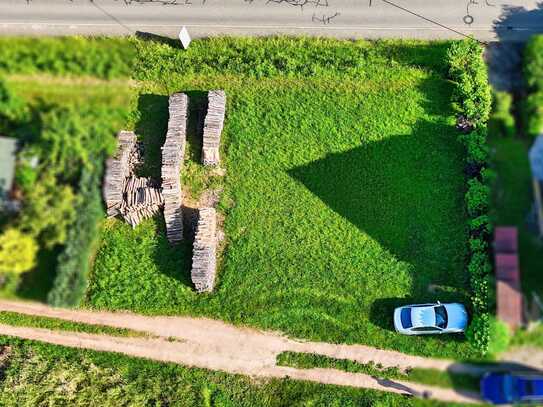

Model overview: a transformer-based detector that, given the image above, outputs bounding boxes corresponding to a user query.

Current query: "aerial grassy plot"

[81,38,475,359]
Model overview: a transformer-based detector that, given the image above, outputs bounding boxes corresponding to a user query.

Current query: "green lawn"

[87,39,475,359]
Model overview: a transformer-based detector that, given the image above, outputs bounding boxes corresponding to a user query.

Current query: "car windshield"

[435,306,447,329]
[401,308,412,329]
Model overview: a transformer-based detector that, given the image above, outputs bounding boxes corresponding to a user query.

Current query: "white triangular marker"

[179,26,191,49]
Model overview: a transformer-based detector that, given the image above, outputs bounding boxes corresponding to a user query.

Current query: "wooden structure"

[103,131,164,228]
[161,92,189,243]
[120,176,164,228]
[494,227,523,329]
[191,207,217,292]
[103,131,138,217]
[202,90,226,166]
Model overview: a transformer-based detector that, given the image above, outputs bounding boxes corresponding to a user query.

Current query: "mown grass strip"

[276,351,480,392]
[0,311,147,338]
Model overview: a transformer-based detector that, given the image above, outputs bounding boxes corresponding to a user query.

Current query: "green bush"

[524,91,543,136]
[466,178,490,217]
[466,313,490,353]
[524,35,543,137]
[459,127,489,167]
[469,214,492,237]
[0,76,26,131]
[36,105,119,181]
[0,37,134,79]
[446,40,492,126]
[489,91,515,138]
[487,317,511,356]
[47,167,103,307]
[18,171,77,249]
[525,35,543,91]
[448,39,493,355]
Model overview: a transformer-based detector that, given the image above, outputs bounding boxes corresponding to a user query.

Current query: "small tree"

[18,171,77,248]
[0,228,38,275]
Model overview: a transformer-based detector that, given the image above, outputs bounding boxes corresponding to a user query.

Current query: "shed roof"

[530,135,543,181]
[0,136,17,201]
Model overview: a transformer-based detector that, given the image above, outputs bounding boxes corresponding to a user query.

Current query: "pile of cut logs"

[191,207,217,292]
[202,90,226,166]
[161,92,189,243]
[120,176,164,228]
[103,131,164,228]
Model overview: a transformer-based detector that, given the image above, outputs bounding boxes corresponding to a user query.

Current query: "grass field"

[87,38,475,359]
[0,337,460,407]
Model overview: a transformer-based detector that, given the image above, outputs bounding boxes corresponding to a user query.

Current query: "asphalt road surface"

[0,0,542,41]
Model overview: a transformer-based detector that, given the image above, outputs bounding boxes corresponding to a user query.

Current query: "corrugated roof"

[0,136,17,201]
[530,135,543,181]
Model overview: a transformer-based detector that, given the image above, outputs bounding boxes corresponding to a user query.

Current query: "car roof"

[410,306,436,328]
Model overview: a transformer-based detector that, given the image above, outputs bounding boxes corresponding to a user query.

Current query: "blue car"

[481,372,543,405]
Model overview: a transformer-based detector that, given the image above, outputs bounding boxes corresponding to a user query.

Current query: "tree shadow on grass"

[134,94,169,180]
[288,120,462,280]
[16,246,60,302]
[150,215,193,288]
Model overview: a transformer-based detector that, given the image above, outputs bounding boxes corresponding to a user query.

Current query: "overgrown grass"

[0,337,465,407]
[88,38,474,359]
[276,351,480,392]
[0,311,145,338]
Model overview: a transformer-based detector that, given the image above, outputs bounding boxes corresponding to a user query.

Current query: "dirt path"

[0,299,482,404]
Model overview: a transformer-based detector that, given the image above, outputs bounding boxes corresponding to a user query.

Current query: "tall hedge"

[524,35,543,137]
[47,167,103,307]
[447,39,493,354]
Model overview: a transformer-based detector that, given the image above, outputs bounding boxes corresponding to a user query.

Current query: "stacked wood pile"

[120,176,164,228]
[191,207,217,292]
[202,90,226,166]
[103,131,138,217]
[161,92,188,243]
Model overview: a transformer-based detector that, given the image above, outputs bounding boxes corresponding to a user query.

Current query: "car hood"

[444,303,468,330]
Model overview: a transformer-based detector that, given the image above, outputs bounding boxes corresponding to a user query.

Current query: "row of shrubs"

[0,37,134,79]
[47,167,103,307]
[524,35,543,137]
[446,40,493,354]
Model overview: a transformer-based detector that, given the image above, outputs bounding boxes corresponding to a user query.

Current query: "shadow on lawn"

[16,247,60,302]
[134,91,208,179]
[288,120,454,276]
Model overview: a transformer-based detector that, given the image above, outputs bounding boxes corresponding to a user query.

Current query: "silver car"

[393,302,468,335]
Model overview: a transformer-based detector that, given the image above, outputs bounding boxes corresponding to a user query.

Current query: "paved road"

[0,0,541,41]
